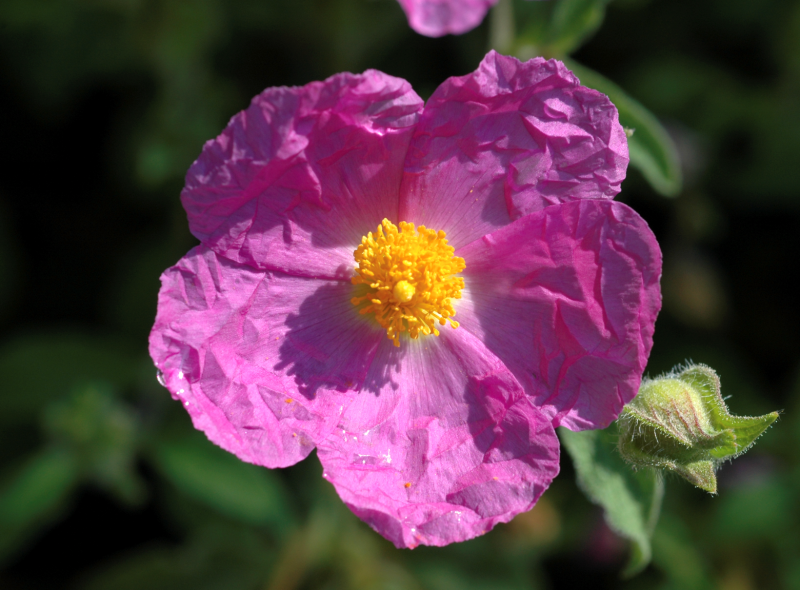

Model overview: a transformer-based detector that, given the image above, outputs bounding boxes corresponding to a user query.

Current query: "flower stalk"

[489,0,515,54]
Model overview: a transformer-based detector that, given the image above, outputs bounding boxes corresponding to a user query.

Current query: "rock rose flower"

[398,0,499,36]
[150,51,662,548]
[397,0,542,37]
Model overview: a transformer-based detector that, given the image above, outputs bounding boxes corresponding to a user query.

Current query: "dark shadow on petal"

[274,281,401,399]
[361,337,405,397]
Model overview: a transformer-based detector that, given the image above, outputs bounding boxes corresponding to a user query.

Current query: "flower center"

[351,219,465,347]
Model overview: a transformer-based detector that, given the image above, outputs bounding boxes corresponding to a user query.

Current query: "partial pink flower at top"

[397,0,543,37]
[397,0,497,36]
[150,51,661,548]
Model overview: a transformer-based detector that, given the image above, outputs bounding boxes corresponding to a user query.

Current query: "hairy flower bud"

[618,364,778,493]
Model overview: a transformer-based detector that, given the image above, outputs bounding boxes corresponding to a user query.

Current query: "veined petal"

[182,71,423,279]
[455,199,662,430]
[316,328,560,548]
[397,0,498,37]
[400,51,628,249]
[149,246,383,468]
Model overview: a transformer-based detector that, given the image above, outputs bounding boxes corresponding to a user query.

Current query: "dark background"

[1,0,798,588]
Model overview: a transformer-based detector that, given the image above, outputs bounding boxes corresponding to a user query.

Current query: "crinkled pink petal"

[181,71,423,279]
[150,51,662,549]
[396,0,498,37]
[149,245,384,468]
[400,51,629,249]
[455,199,662,431]
[316,327,560,548]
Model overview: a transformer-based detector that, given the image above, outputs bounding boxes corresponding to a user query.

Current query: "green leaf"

[560,425,663,577]
[681,365,780,457]
[708,413,779,459]
[672,460,716,493]
[513,0,611,58]
[546,0,612,56]
[151,432,294,532]
[678,364,719,398]
[0,446,80,564]
[565,60,683,197]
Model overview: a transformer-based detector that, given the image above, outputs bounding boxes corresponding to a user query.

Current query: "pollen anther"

[351,219,465,347]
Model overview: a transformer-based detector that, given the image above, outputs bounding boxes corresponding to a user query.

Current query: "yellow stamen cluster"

[351,219,465,347]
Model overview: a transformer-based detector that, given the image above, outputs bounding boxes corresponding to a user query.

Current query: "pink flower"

[149,51,661,548]
[397,0,498,36]
[397,0,543,37]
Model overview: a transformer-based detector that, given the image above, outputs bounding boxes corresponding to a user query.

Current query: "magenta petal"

[400,51,629,249]
[316,328,560,548]
[148,245,384,468]
[182,71,423,278]
[397,0,498,37]
[455,199,662,431]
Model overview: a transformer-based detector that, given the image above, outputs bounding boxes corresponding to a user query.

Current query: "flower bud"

[618,364,778,493]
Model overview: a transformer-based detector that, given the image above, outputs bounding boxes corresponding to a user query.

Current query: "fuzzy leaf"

[560,425,663,577]
[673,460,716,493]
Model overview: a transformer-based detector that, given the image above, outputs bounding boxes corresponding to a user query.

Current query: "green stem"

[489,0,515,54]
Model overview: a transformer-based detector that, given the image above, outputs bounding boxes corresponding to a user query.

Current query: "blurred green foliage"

[563,61,682,197]
[0,447,80,566]
[560,425,664,577]
[0,0,798,588]
[503,0,683,196]
[151,431,294,532]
